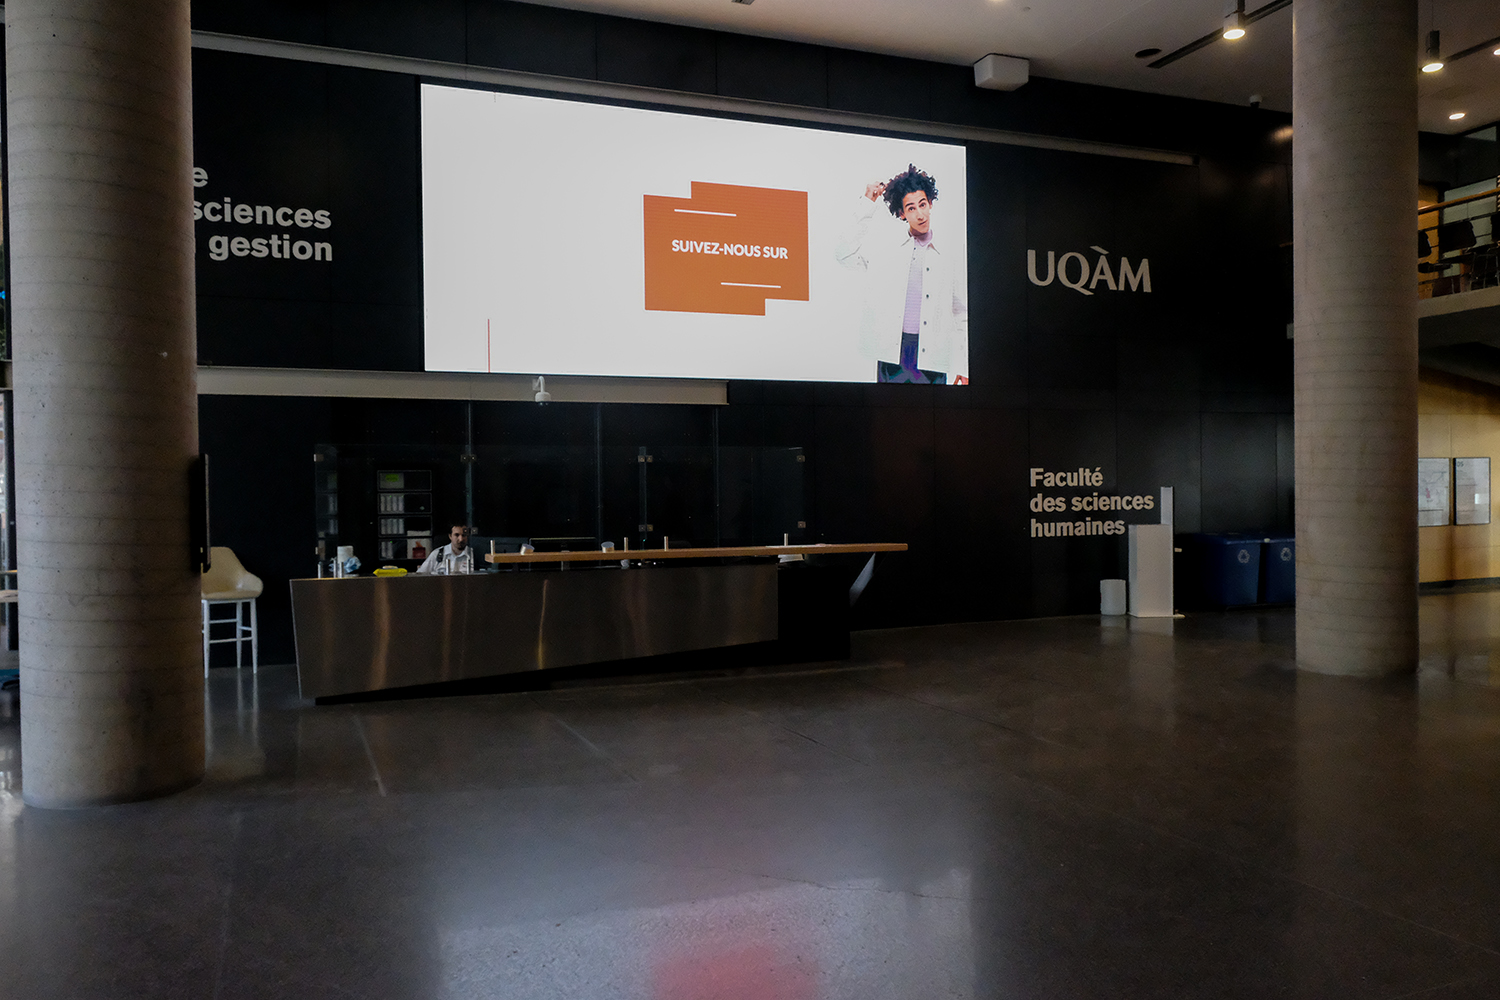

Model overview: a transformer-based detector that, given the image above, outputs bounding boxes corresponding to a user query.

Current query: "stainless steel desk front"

[291,564,778,699]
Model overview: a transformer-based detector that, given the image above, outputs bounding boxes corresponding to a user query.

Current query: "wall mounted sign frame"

[1418,457,1452,527]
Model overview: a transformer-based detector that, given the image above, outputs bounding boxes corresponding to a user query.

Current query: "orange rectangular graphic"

[643,182,809,315]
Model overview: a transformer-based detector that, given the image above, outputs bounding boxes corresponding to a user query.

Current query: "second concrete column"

[1292,0,1418,676]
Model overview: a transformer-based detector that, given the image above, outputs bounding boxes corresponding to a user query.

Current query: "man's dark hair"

[882,164,938,218]
[449,523,468,534]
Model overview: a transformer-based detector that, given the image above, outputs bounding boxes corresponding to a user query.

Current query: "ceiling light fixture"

[1223,0,1247,40]
[1450,112,1466,120]
[1147,0,1291,70]
[1422,30,1444,72]
[1435,34,1500,64]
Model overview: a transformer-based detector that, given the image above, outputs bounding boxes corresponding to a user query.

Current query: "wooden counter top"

[483,542,907,565]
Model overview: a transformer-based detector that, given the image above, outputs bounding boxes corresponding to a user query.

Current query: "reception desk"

[292,543,903,701]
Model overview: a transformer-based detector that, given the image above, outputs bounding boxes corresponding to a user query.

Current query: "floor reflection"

[0,594,1496,997]
[439,872,971,1000]
[1419,586,1500,687]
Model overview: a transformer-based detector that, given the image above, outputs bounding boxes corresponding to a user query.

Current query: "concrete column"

[1293,0,1418,676]
[8,0,202,805]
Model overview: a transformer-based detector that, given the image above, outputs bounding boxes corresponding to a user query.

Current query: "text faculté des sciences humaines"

[1029,467,1156,538]
[193,168,334,263]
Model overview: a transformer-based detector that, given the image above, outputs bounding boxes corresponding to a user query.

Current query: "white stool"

[202,597,258,675]
[201,546,264,676]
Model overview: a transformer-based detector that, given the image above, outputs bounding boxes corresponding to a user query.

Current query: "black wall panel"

[192,1,1297,168]
[199,396,333,665]
[1117,410,1204,533]
[193,53,422,371]
[192,0,328,44]
[826,50,932,121]
[1200,412,1281,533]
[466,1,599,78]
[325,69,423,318]
[1418,130,1500,191]
[597,18,717,93]
[327,0,466,63]
[1021,150,1202,403]
[716,35,828,108]
[1277,413,1295,529]
[965,144,1030,395]
[1026,409,1120,615]
[932,407,1032,623]
[1197,157,1294,400]
[185,4,1296,662]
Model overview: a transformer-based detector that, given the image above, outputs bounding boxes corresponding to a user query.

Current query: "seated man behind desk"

[417,523,477,575]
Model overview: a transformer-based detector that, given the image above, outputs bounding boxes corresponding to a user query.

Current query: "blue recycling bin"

[1195,534,1263,608]
[1261,536,1295,604]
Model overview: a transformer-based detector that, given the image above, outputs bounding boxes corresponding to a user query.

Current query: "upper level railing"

[1420,180,1500,298]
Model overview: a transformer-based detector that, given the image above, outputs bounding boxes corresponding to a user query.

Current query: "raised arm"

[833,182,887,270]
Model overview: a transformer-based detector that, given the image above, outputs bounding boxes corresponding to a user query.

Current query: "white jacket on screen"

[834,196,969,381]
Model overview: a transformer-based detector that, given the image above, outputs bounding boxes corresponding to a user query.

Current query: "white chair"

[201,546,263,676]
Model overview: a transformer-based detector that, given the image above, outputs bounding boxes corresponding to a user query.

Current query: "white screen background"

[421,84,967,383]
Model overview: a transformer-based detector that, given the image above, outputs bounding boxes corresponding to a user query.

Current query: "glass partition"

[718,446,808,546]
[312,445,339,565]
[316,405,808,569]
[312,443,463,573]
[625,445,717,549]
[473,443,601,544]
[1419,127,1500,298]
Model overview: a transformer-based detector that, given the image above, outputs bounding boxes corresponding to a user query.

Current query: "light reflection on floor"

[1420,585,1500,687]
[439,871,972,1000]
[0,595,1497,997]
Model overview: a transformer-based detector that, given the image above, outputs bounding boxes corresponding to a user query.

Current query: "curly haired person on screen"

[835,164,968,385]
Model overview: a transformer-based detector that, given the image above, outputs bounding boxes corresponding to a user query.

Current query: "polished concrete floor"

[1,594,1499,998]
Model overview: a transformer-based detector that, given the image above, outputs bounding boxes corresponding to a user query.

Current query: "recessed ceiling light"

[1135,48,1161,59]
[1450,112,1466,120]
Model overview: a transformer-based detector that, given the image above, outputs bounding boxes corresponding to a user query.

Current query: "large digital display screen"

[421,84,968,384]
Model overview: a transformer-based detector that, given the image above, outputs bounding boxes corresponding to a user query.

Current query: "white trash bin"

[1100,578,1127,616]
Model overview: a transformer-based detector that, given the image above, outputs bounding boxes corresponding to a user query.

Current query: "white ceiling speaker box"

[973,53,1029,91]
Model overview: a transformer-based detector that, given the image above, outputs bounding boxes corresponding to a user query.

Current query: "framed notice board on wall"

[1455,457,1491,525]
[1418,458,1451,527]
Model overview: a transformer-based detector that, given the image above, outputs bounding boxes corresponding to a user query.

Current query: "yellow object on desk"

[372,566,408,577]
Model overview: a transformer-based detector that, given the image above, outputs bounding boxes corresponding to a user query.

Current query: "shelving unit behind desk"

[292,543,906,702]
